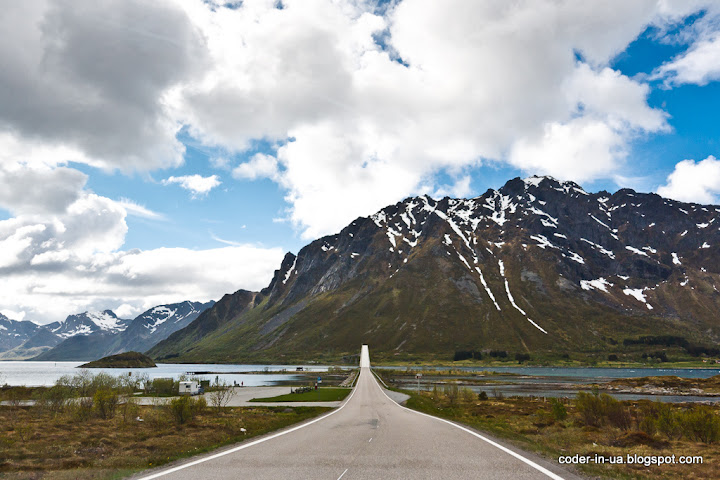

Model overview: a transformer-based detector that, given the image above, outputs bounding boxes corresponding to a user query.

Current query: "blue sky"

[2,0,720,322]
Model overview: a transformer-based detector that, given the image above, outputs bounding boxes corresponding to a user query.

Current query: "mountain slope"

[0,314,44,353]
[148,176,720,363]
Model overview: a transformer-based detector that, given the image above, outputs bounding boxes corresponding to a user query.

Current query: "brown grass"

[0,404,329,479]
[404,390,720,479]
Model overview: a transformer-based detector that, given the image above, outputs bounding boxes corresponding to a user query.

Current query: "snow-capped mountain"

[45,310,131,339]
[0,313,43,352]
[149,176,720,363]
[33,301,214,361]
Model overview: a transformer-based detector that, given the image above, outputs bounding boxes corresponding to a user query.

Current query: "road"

[136,346,581,480]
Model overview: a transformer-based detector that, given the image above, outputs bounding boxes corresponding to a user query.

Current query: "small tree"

[93,388,119,419]
[209,381,234,409]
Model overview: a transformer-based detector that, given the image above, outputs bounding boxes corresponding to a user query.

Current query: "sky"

[2,0,720,324]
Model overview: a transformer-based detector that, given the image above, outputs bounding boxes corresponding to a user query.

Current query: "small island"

[79,351,157,368]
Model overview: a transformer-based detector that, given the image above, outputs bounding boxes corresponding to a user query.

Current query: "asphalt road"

[136,346,582,480]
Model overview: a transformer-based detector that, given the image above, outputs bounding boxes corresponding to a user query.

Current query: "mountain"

[0,314,43,352]
[155,177,720,363]
[107,301,216,354]
[44,310,131,339]
[33,301,214,361]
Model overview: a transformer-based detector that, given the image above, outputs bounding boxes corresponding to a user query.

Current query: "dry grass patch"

[0,404,328,479]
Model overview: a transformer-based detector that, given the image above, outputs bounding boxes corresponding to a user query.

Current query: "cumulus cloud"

[232,153,281,181]
[654,31,720,86]
[162,174,221,197]
[657,156,720,204]
[171,0,688,238]
[0,0,207,171]
[0,192,284,323]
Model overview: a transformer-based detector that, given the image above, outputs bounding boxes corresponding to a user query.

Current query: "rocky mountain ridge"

[148,176,720,363]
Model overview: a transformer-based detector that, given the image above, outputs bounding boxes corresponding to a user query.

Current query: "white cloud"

[654,31,720,86]
[433,175,473,199]
[116,198,165,220]
[657,156,720,204]
[0,0,207,171]
[0,309,26,321]
[173,0,685,238]
[509,118,627,183]
[232,153,281,181]
[162,174,221,197]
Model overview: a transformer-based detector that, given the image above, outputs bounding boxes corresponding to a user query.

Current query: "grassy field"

[0,404,329,479]
[250,387,351,402]
[396,386,719,479]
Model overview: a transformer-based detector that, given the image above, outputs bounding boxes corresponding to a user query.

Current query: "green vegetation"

[0,370,329,479]
[398,386,719,479]
[80,351,156,368]
[250,387,351,402]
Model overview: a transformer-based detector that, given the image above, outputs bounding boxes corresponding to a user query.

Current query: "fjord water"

[0,362,332,387]
[380,366,720,403]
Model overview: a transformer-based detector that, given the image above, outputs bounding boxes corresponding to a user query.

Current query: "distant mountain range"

[147,176,720,364]
[0,301,214,361]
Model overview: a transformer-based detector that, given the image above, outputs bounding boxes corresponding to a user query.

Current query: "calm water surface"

[0,362,337,387]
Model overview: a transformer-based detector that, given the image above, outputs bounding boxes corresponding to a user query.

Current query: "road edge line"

[369,369,566,480]
[135,380,360,479]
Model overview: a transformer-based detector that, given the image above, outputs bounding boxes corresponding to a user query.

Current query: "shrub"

[575,391,604,427]
[39,385,73,413]
[607,354,618,361]
[515,353,531,363]
[93,388,119,419]
[678,406,720,444]
[656,404,681,440]
[168,395,206,424]
[150,378,177,396]
[478,391,488,401]
[209,381,234,409]
[444,384,459,406]
[489,350,508,358]
[550,398,567,421]
[121,396,140,423]
[461,387,475,403]
[602,395,631,430]
[74,396,94,421]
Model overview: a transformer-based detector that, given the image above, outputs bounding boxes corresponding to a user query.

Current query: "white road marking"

[337,468,349,480]
[135,385,359,479]
[371,370,566,480]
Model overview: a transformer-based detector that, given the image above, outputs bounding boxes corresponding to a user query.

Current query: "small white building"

[179,381,200,396]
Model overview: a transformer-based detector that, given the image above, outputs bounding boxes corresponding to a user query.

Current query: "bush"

[478,391,488,401]
[461,387,475,403]
[678,406,720,444]
[93,388,119,419]
[607,354,618,361]
[489,350,508,358]
[39,385,73,413]
[453,350,482,361]
[550,398,567,421]
[150,378,177,396]
[74,396,94,421]
[444,384,459,406]
[515,353,531,363]
[656,404,681,440]
[575,392,604,427]
[168,395,206,425]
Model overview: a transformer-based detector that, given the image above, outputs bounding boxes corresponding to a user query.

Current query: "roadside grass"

[0,404,329,479]
[250,387,351,402]
[398,388,720,480]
